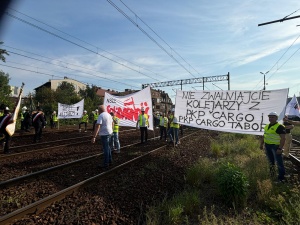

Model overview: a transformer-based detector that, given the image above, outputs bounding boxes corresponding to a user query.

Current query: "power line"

[4,44,138,82]
[117,0,202,76]
[106,0,197,78]
[7,7,168,80]
[5,11,160,81]
[6,51,141,88]
[252,32,300,90]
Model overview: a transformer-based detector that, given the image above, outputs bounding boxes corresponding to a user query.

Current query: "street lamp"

[260,71,269,90]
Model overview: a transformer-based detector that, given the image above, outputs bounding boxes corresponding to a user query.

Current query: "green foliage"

[145,132,300,224]
[0,71,13,108]
[186,158,216,188]
[0,41,9,62]
[79,85,102,112]
[56,82,80,105]
[34,87,57,113]
[216,162,249,209]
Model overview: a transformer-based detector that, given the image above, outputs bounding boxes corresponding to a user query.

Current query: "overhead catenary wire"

[7,7,168,81]
[117,0,202,77]
[106,0,197,78]
[4,45,141,84]
[6,51,141,89]
[252,31,300,90]
[4,11,160,82]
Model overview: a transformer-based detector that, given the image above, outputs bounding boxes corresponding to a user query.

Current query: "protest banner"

[175,89,289,135]
[104,86,153,130]
[285,94,300,117]
[58,99,84,119]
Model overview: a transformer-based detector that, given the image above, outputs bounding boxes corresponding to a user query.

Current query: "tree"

[79,85,102,112]
[0,41,9,62]
[34,87,56,115]
[0,71,13,109]
[56,81,80,105]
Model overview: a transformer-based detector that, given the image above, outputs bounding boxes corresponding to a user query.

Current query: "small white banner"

[58,99,84,119]
[285,94,300,117]
[175,89,289,135]
[104,86,153,130]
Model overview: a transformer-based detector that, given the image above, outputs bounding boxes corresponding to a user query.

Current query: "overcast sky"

[1,0,300,101]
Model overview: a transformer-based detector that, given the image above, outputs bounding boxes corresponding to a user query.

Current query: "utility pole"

[260,71,269,90]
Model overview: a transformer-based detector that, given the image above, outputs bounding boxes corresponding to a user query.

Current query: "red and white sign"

[104,86,153,130]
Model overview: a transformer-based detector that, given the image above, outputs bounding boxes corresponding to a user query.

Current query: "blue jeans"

[110,132,120,152]
[101,135,112,167]
[264,144,285,181]
[168,127,179,144]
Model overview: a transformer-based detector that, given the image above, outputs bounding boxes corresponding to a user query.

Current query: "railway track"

[0,129,198,224]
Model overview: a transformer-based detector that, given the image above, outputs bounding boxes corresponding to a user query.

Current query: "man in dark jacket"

[32,107,46,143]
[0,107,12,153]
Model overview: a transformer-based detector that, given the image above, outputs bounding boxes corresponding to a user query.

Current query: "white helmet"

[268,112,278,117]
[22,106,27,110]
[95,109,98,112]
[83,110,87,113]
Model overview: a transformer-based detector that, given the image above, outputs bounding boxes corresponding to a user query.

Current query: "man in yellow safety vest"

[260,112,287,183]
[79,110,89,132]
[136,107,149,144]
[110,112,121,153]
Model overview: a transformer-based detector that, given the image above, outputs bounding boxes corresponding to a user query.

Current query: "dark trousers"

[93,120,97,131]
[1,130,11,153]
[34,125,43,142]
[79,122,87,130]
[159,126,167,140]
[140,127,148,143]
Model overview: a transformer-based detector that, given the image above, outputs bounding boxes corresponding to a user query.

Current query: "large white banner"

[58,99,84,119]
[175,89,289,135]
[104,86,153,130]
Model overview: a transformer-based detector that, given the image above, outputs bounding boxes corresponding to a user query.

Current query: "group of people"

[135,107,181,146]
[260,112,300,183]
[0,106,47,153]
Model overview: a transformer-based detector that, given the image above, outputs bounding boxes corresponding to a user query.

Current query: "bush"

[216,162,249,209]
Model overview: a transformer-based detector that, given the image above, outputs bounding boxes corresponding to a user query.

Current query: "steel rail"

[0,131,197,224]
[289,139,300,169]
[0,129,138,159]
[0,138,157,188]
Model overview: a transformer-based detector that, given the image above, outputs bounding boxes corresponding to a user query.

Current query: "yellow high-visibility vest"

[264,123,281,145]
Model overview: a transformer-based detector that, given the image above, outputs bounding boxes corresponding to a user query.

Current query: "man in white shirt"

[92,105,113,169]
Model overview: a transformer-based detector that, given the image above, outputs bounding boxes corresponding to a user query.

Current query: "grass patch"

[145,132,300,225]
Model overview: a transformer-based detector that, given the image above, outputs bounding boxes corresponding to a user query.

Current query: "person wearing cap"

[50,111,58,129]
[110,111,121,153]
[0,107,12,153]
[260,112,287,182]
[136,107,149,144]
[91,105,113,169]
[92,109,99,131]
[79,110,89,132]
[168,108,180,146]
[32,107,46,143]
